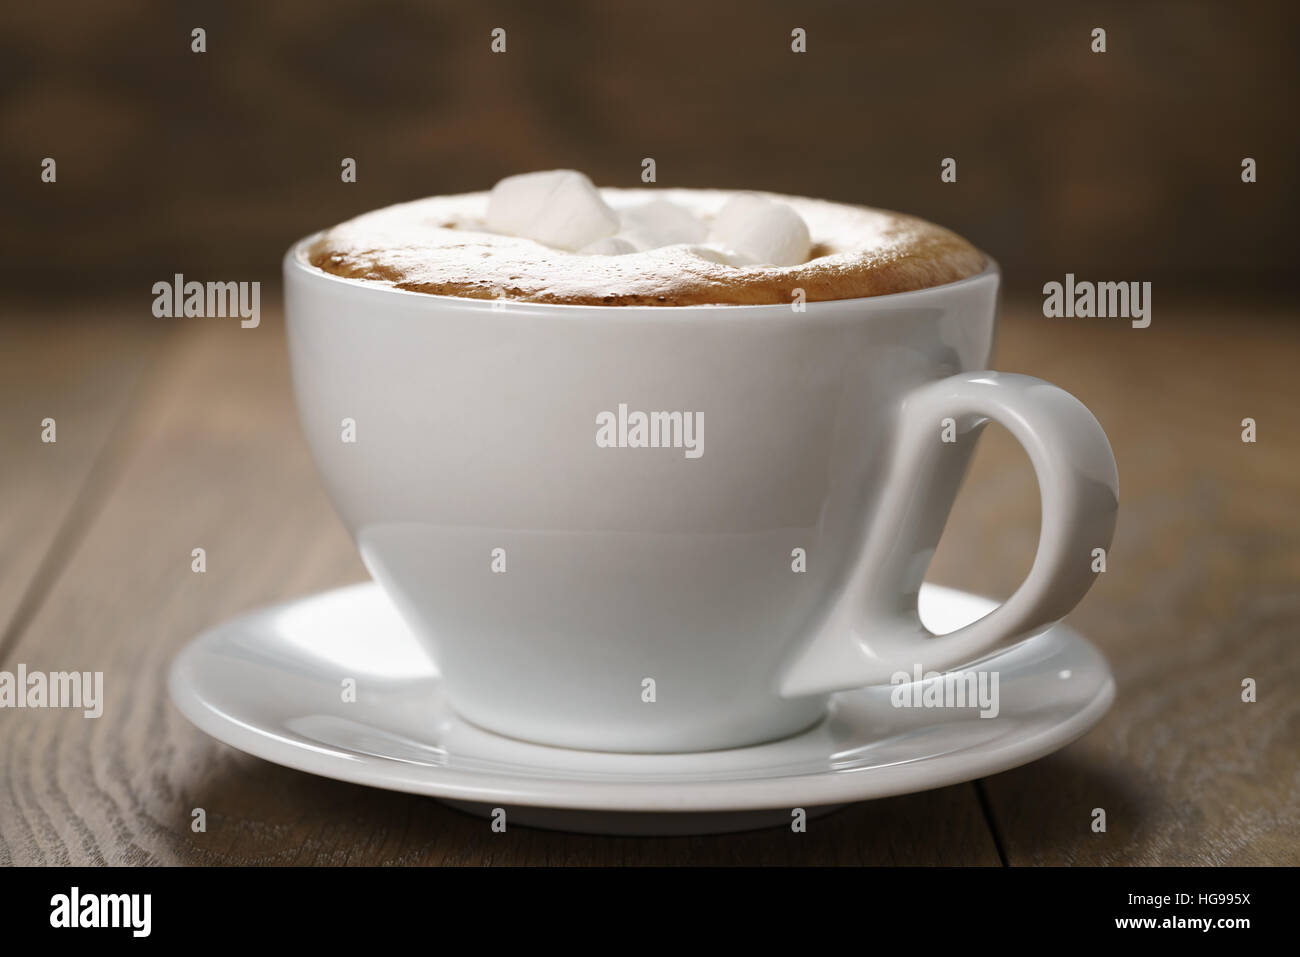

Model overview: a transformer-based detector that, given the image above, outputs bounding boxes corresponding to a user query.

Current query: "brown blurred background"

[1,0,1295,302]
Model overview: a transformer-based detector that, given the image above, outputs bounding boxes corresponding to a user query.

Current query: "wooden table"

[2,295,1296,865]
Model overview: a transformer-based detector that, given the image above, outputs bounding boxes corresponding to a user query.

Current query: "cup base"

[438,799,848,835]
[447,696,830,755]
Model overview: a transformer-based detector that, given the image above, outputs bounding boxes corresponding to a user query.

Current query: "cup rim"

[284,232,1000,319]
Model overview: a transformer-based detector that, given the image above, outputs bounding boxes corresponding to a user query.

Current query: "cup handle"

[778,371,1119,698]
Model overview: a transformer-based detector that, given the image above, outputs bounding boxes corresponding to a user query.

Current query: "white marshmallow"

[706,194,811,267]
[687,244,757,267]
[578,236,638,256]
[613,229,657,252]
[617,199,707,250]
[486,170,619,251]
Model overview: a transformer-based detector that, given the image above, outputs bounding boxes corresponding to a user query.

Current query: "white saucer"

[168,582,1114,835]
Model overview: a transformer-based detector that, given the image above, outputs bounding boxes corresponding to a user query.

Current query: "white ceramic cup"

[285,243,1118,753]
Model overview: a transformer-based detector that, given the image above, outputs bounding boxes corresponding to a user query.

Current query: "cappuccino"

[283,187,1121,752]
[305,170,984,306]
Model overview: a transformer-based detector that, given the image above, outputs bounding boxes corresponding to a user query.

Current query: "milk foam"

[306,179,986,306]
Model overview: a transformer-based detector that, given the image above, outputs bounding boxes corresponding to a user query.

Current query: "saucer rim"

[167,583,1115,813]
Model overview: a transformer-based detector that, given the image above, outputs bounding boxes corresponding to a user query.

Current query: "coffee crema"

[305,187,985,306]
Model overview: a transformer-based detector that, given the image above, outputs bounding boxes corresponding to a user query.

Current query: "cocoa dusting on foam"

[305,188,985,306]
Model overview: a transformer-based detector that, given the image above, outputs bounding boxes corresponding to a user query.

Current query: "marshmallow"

[579,200,708,256]
[617,199,707,250]
[707,194,812,267]
[579,236,638,256]
[686,244,756,267]
[486,170,619,251]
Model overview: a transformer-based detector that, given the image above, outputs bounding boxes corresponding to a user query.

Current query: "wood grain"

[0,307,166,655]
[0,308,1001,865]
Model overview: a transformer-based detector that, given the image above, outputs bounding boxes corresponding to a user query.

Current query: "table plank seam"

[974,779,1009,867]
[0,332,176,669]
